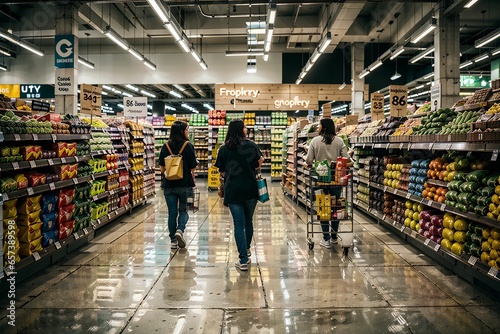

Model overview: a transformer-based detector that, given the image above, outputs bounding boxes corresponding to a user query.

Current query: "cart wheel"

[343,247,349,256]
[309,243,314,250]
[307,239,314,250]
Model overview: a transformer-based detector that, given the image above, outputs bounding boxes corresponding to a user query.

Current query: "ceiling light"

[464,0,479,8]
[390,46,405,60]
[339,83,346,90]
[126,84,139,92]
[492,47,500,56]
[318,32,332,53]
[147,0,169,23]
[122,91,133,97]
[128,48,144,61]
[423,73,434,79]
[226,50,265,57]
[165,105,176,111]
[476,27,500,48]
[117,104,124,109]
[102,85,113,91]
[415,85,425,89]
[369,59,383,71]
[390,72,402,80]
[113,90,122,95]
[410,46,435,64]
[177,38,191,53]
[104,26,129,50]
[474,54,489,63]
[460,60,473,69]
[173,84,186,91]
[0,64,7,71]
[0,48,11,57]
[268,1,277,25]
[203,103,213,110]
[102,91,108,96]
[299,71,307,79]
[164,22,182,42]
[359,70,370,79]
[410,18,437,43]
[0,27,44,56]
[305,61,313,72]
[295,78,302,85]
[144,59,157,70]
[199,60,208,70]
[311,49,321,63]
[191,50,201,63]
[182,103,198,113]
[78,56,94,69]
[170,90,182,98]
[141,90,156,98]
[265,24,274,43]
[263,53,269,61]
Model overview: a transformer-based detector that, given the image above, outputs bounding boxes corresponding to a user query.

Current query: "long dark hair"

[168,120,188,147]
[225,118,246,149]
[319,118,336,144]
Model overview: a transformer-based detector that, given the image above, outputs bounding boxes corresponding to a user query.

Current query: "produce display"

[208,110,227,126]
[271,112,288,126]
[90,132,113,152]
[411,108,457,136]
[463,224,500,269]
[439,110,482,135]
[190,113,208,126]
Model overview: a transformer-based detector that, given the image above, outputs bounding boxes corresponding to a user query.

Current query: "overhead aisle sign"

[389,85,408,117]
[124,97,148,117]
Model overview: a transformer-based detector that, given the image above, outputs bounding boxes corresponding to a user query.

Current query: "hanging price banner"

[371,93,385,121]
[389,85,408,117]
[80,84,102,116]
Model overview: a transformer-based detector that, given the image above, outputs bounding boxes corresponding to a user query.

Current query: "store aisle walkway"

[1,181,499,333]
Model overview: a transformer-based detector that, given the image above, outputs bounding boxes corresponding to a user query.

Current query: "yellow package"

[4,246,20,267]
[19,236,43,257]
[2,199,18,219]
[17,210,41,227]
[18,195,42,214]
[4,232,19,254]
[3,218,17,231]
[18,222,42,243]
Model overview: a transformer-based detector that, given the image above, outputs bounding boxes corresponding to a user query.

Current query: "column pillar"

[351,42,365,117]
[55,4,79,115]
[435,0,460,109]
[491,59,499,81]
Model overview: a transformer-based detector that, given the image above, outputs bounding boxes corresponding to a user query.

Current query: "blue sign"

[55,35,75,68]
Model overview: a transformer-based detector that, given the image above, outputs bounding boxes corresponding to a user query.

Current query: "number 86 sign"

[389,85,408,117]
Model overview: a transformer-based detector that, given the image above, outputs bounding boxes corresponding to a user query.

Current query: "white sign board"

[389,85,408,117]
[430,82,441,112]
[124,97,148,117]
[55,68,76,96]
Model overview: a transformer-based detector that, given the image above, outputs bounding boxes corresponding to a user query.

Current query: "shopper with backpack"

[158,120,198,250]
[215,119,264,271]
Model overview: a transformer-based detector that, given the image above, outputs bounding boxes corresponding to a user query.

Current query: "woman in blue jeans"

[158,121,198,250]
[215,119,264,271]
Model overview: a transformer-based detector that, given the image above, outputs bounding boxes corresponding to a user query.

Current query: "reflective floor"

[1,180,499,333]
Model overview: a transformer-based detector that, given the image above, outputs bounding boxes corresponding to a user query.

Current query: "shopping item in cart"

[314,160,331,182]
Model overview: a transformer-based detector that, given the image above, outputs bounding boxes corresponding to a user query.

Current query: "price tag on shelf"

[48,159,54,166]
[406,193,411,199]
[51,134,57,142]
[91,175,95,180]
[91,222,97,229]
[492,150,499,162]
[362,143,366,149]
[74,232,80,240]
[54,241,62,250]
[49,182,56,190]
[428,143,433,150]
[434,244,440,251]
[27,188,34,196]
[466,152,472,157]
[488,267,499,277]
[424,238,431,246]
[399,143,404,150]
[61,157,67,163]
[72,178,79,185]
[108,170,113,175]
[96,219,101,225]
[13,134,20,141]
[12,162,19,170]
[75,156,79,162]
[3,193,8,201]
[383,186,388,192]
[386,143,390,150]
[392,220,396,226]
[92,196,98,201]
[32,252,41,261]
[29,160,36,168]
[382,214,386,220]
[446,143,452,150]
[107,214,112,220]
[400,225,406,232]
[83,228,89,235]
[468,256,478,266]
[440,204,446,211]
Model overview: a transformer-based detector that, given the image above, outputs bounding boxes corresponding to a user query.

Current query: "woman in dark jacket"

[158,120,198,250]
[215,119,264,271]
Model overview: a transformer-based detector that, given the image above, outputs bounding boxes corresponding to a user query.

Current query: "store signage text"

[55,35,75,69]
[0,85,20,98]
[80,84,102,115]
[20,85,54,99]
[219,87,260,99]
[124,97,148,117]
[274,96,310,109]
[460,75,491,89]
[389,85,408,117]
[55,68,76,96]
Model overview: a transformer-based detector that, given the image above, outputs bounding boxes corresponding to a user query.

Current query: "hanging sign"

[0,84,20,98]
[80,84,102,115]
[31,100,51,112]
[123,97,148,117]
[20,85,55,99]
[55,35,75,69]
[430,82,441,112]
[55,68,76,96]
[322,103,332,118]
[371,93,385,121]
[389,85,408,117]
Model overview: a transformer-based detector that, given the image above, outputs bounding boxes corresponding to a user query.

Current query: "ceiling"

[0,0,499,113]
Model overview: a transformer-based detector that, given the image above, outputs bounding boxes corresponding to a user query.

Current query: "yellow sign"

[0,84,20,98]
[80,84,102,116]
[389,85,408,117]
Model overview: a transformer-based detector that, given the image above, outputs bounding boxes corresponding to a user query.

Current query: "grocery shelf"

[92,170,119,179]
[0,155,91,173]
[1,133,91,142]
[426,179,449,188]
[91,150,115,156]
[353,141,500,154]
[91,185,130,202]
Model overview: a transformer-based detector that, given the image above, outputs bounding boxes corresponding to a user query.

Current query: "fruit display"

[414,102,431,115]
[391,118,421,136]
[369,189,384,212]
[418,210,443,244]
[368,156,384,185]
[409,159,430,197]
[208,110,227,126]
[412,108,457,135]
[129,174,144,201]
[129,157,144,171]
[89,159,107,173]
[82,117,108,128]
[382,193,396,218]
[464,88,491,105]
[382,158,406,189]
[165,115,176,127]
[373,116,407,139]
[105,154,119,170]
[463,224,500,269]
[0,146,23,163]
[439,110,482,135]
[130,140,144,155]
[106,173,119,191]
[272,112,288,126]
[190,113,208,126]
[357,184,370,205]
[90,132,113,152]
[357,120,385,139]
[76,142,91,156]
[62,115,91,134]
[440,213,468,255]
[0,112,53,134]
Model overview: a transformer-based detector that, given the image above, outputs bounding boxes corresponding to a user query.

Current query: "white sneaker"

[320,239,332,249]
[247,248,251,257]
[331,238,338,244]
[175,229,186,248]
[170,240,178,249]
[235,261,248,271]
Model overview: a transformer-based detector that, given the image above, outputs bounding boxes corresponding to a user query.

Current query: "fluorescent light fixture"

[359,70,370,79]
[102,85,113,91]
[475,27,500,48]
[173,84,186,91]
[78,56,94,69]
[165,105,176,111]
[164,22,182,42]
[492,47,500,56]
[181,103,198,113]
[148,104,153,110]
[311,49,321,63]
[199,60,208,70]
[474,54,489,63]
[369,59,383,71]
[264,41,271,53]
[265,24,274,43]
[424,73,434,79]
[0,64,7,71]
[390,46,405,60]
[128,48,144,61]
[0,48,11,57]
[415,85,425,89]
[141,90,156,98]
[247,64,257,73]
[147,0,169,23]
[122,91,133,97]
[305,61,313,72]
[464,0,479,8]
[117,104,124,109]
[268,1,277,25]
[113,90,122,95]
[391,72,402,80]
[191,50,201,63]
[299,71,306,79]
[177,38,190,53]
[144,59,157,70]
[339,83,346,90]
[263,53,269,61]
[102,91,108,96]
[318,32,332,53]
[126,84,139,92]
[170,90,182,98]
[0,27,44,56]
[226,50,265,57]
[410,18,437,43]
[410,46,435,64]
[460,60,473,68]
[104,26,129,50]
[295,78,302,85]
[203,103,213,110]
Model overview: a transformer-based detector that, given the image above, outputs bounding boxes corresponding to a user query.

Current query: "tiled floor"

[1,180,499,333]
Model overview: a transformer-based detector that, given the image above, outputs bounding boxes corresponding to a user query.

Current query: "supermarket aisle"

[1,181,499,333]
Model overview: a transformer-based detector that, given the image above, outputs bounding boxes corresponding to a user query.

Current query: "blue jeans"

[316,187,341,241]
[164,187,189,242]
[228,199,257,264]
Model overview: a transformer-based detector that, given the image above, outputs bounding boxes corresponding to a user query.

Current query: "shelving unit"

[270,127,285,181]
[192,126,209,176]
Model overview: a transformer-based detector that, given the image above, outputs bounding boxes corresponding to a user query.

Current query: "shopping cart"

[187,187,200,213]
[306,167,354,256]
